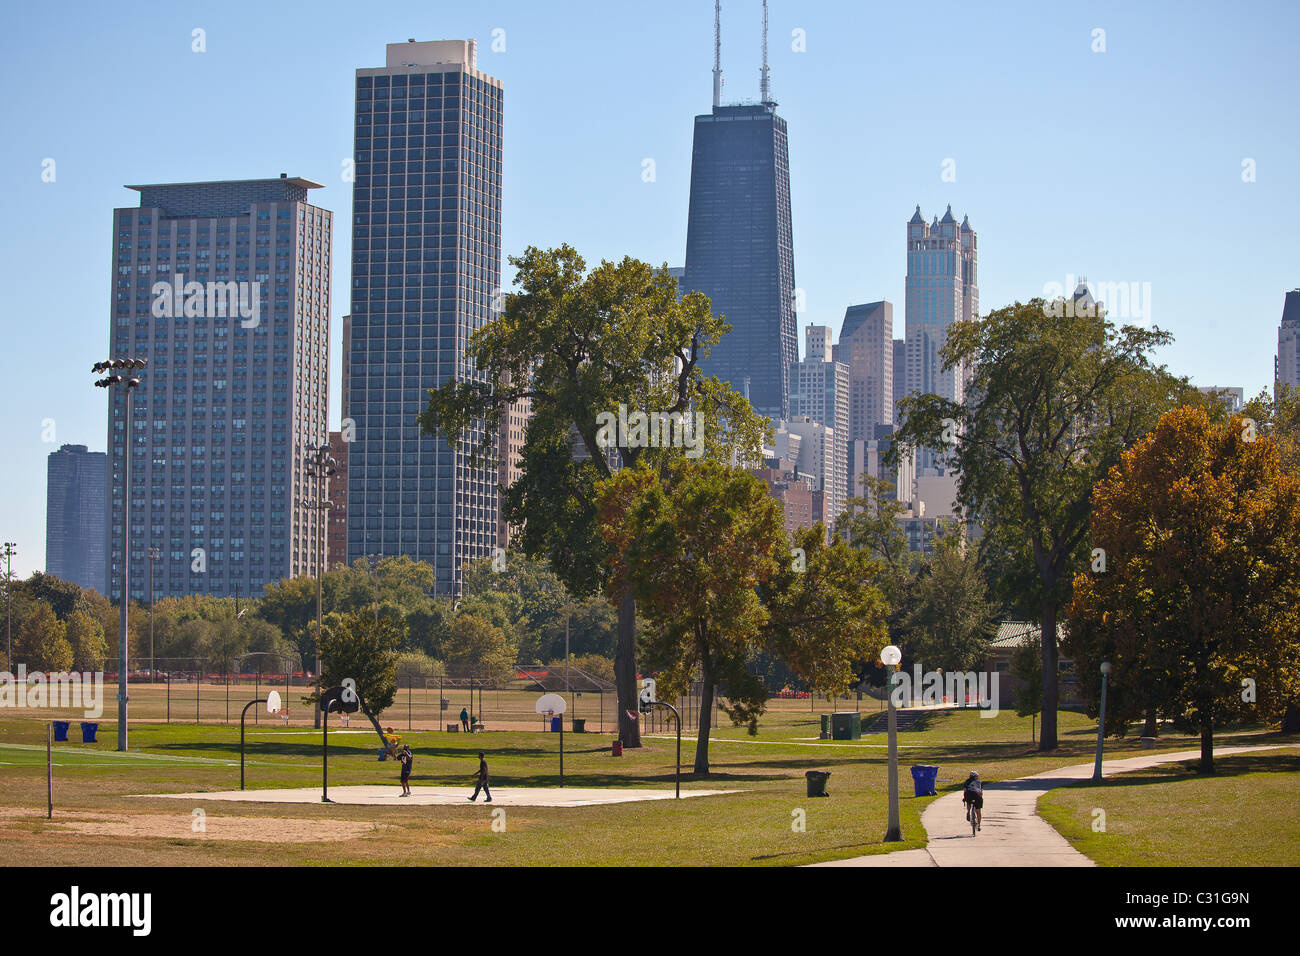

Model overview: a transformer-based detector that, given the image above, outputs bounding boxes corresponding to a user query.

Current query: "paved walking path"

[139,784,741,808]
[814,744,1291,867]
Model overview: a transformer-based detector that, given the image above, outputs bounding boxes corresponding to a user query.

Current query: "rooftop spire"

[760,0,771,104]
[713,0,722,108]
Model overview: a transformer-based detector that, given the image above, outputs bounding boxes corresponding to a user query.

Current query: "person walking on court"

[460,706,470,733]
[468,751,492,802]
[398,744,414,797]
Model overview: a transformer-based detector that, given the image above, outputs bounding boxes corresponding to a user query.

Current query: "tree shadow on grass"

[1051,752,1300,790]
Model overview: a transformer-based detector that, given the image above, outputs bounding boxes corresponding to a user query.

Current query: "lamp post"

[94,358,146,752]
[303,442,337,730]
[881,644,903,842]
[147,547,160,680]
[1092,661,1112,782]
[2,541,15,667]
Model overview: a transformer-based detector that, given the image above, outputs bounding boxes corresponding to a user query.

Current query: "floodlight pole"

[47,721,53,818]
[94,358,146,752]
[3,542,15,668]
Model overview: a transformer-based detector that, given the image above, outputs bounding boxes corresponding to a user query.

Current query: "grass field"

[2,700,1294,866]
[1037,747,1300,866]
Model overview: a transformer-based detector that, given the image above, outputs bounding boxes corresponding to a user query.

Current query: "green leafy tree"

[420,244,768,746]
[316,611,404,747]
[891,298,1185,749]
[1065,406,1300,772]
[64,609,108,670]
[442,612,518,683]
[598,460,886,773]
[905,535,998,671]
[16,602,74,671]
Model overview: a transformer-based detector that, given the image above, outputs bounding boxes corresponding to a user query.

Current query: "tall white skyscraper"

[1275,289,1300,399]
[791,325,850,520]
[904,204,977,474]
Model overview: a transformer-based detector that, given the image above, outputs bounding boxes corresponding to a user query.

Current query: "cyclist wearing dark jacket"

[963,771,984,811]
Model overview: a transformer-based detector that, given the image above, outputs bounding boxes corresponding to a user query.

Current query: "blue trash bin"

[910,765,939,797]
[79,722,98,743]
[550,716,562,732]
[52,721,70,742]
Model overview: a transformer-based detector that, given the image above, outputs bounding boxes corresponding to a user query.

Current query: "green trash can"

[819,714,830,738]
[805,770,831,797]
[831,712,861,740]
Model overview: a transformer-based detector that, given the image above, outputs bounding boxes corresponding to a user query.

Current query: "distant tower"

[904,204,978,474]
[1276,289,1300,399]
[760,0,771,104]
[683,2,796,422]
[712,0,722,108]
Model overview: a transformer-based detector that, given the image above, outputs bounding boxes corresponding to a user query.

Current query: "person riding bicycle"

[962,771,983,830]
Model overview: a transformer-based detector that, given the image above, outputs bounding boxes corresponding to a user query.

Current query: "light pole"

[3,541,15,667]
[303,443,337,730]
[1092,661,1112,782]
[94,358,146,752]
[147,547,160,680]
[881,644,903,842]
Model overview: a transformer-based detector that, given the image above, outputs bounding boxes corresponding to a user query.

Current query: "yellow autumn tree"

[1066,406,1300,772]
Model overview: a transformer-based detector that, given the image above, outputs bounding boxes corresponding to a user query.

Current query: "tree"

[316,612,404,748]
[891,298,1185,749]
[905,535,998,672]
[836,475,926,678]
[64,610,108,671]
[16,602,74,671]
[420,244,768,747]
[442,613,518,683]
[257,576,318,669]
[598,460,886,773]
[1009,632,1044,740]
[1065,406,1300,772]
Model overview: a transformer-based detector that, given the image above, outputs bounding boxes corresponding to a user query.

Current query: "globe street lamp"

[881,643,903,842]
[94,358,147,752]
[1092,661,1112,782]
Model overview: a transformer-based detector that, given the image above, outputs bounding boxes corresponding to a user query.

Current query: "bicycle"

[967,799,981,836]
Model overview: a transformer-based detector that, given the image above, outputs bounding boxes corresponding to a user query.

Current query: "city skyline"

[4,0,1299,577]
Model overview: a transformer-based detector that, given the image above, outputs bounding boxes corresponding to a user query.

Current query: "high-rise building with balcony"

[346,40,503,595]
[107,176,331,601]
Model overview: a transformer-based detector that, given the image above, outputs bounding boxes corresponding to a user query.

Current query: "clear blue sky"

[2,0,1297,577]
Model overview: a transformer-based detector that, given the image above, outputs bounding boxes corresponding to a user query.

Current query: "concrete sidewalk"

[138,784,741,808]
[814,744,1290,867]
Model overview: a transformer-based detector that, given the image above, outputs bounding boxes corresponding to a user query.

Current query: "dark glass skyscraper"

[46,444,107,594]
[347,40,503,595]
[683,101,796,421]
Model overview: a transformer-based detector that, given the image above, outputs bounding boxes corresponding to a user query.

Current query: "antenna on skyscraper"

[713,0,723,107]
[760,0,771,104]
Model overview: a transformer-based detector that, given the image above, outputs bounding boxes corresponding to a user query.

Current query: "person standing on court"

[398,744,414,797]
[468,751,492,802]
[460,706,470,733]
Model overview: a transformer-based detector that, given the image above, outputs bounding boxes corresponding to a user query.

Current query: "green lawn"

[0,708,1289,866]
[1038,747,1300,866]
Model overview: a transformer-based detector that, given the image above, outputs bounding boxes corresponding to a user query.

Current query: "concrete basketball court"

[139,785,741,808]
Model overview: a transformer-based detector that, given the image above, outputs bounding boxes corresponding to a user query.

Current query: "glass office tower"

[46,444,107,594]
[683,102,797,422]
[347,40,503,595]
